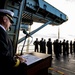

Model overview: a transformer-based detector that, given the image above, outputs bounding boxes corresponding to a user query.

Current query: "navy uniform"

[0,9,27,75]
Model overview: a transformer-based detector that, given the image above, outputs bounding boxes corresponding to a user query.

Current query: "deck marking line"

[48,67,67,75]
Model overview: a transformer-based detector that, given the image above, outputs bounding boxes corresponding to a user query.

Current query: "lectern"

[22,52,52,75]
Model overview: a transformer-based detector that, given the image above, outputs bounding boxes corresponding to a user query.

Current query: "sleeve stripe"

[14,59,20,67]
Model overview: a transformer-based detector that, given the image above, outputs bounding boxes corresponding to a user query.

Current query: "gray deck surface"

[48,54,75,75]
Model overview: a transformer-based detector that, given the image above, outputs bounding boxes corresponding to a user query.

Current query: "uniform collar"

[0,24,6,31]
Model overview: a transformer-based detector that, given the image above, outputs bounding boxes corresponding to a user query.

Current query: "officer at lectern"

[0,9,27,75]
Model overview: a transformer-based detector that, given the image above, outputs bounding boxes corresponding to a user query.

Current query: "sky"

[30,0,75,42]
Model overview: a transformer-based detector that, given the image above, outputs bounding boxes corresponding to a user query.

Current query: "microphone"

[23,29,32,38]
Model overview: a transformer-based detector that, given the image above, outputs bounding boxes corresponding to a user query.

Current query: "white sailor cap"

[0,9,14,23]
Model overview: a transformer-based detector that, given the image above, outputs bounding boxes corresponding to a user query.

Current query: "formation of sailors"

[33,38,75,59]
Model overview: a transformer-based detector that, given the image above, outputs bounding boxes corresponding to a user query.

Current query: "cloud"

[66,0,75,2]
